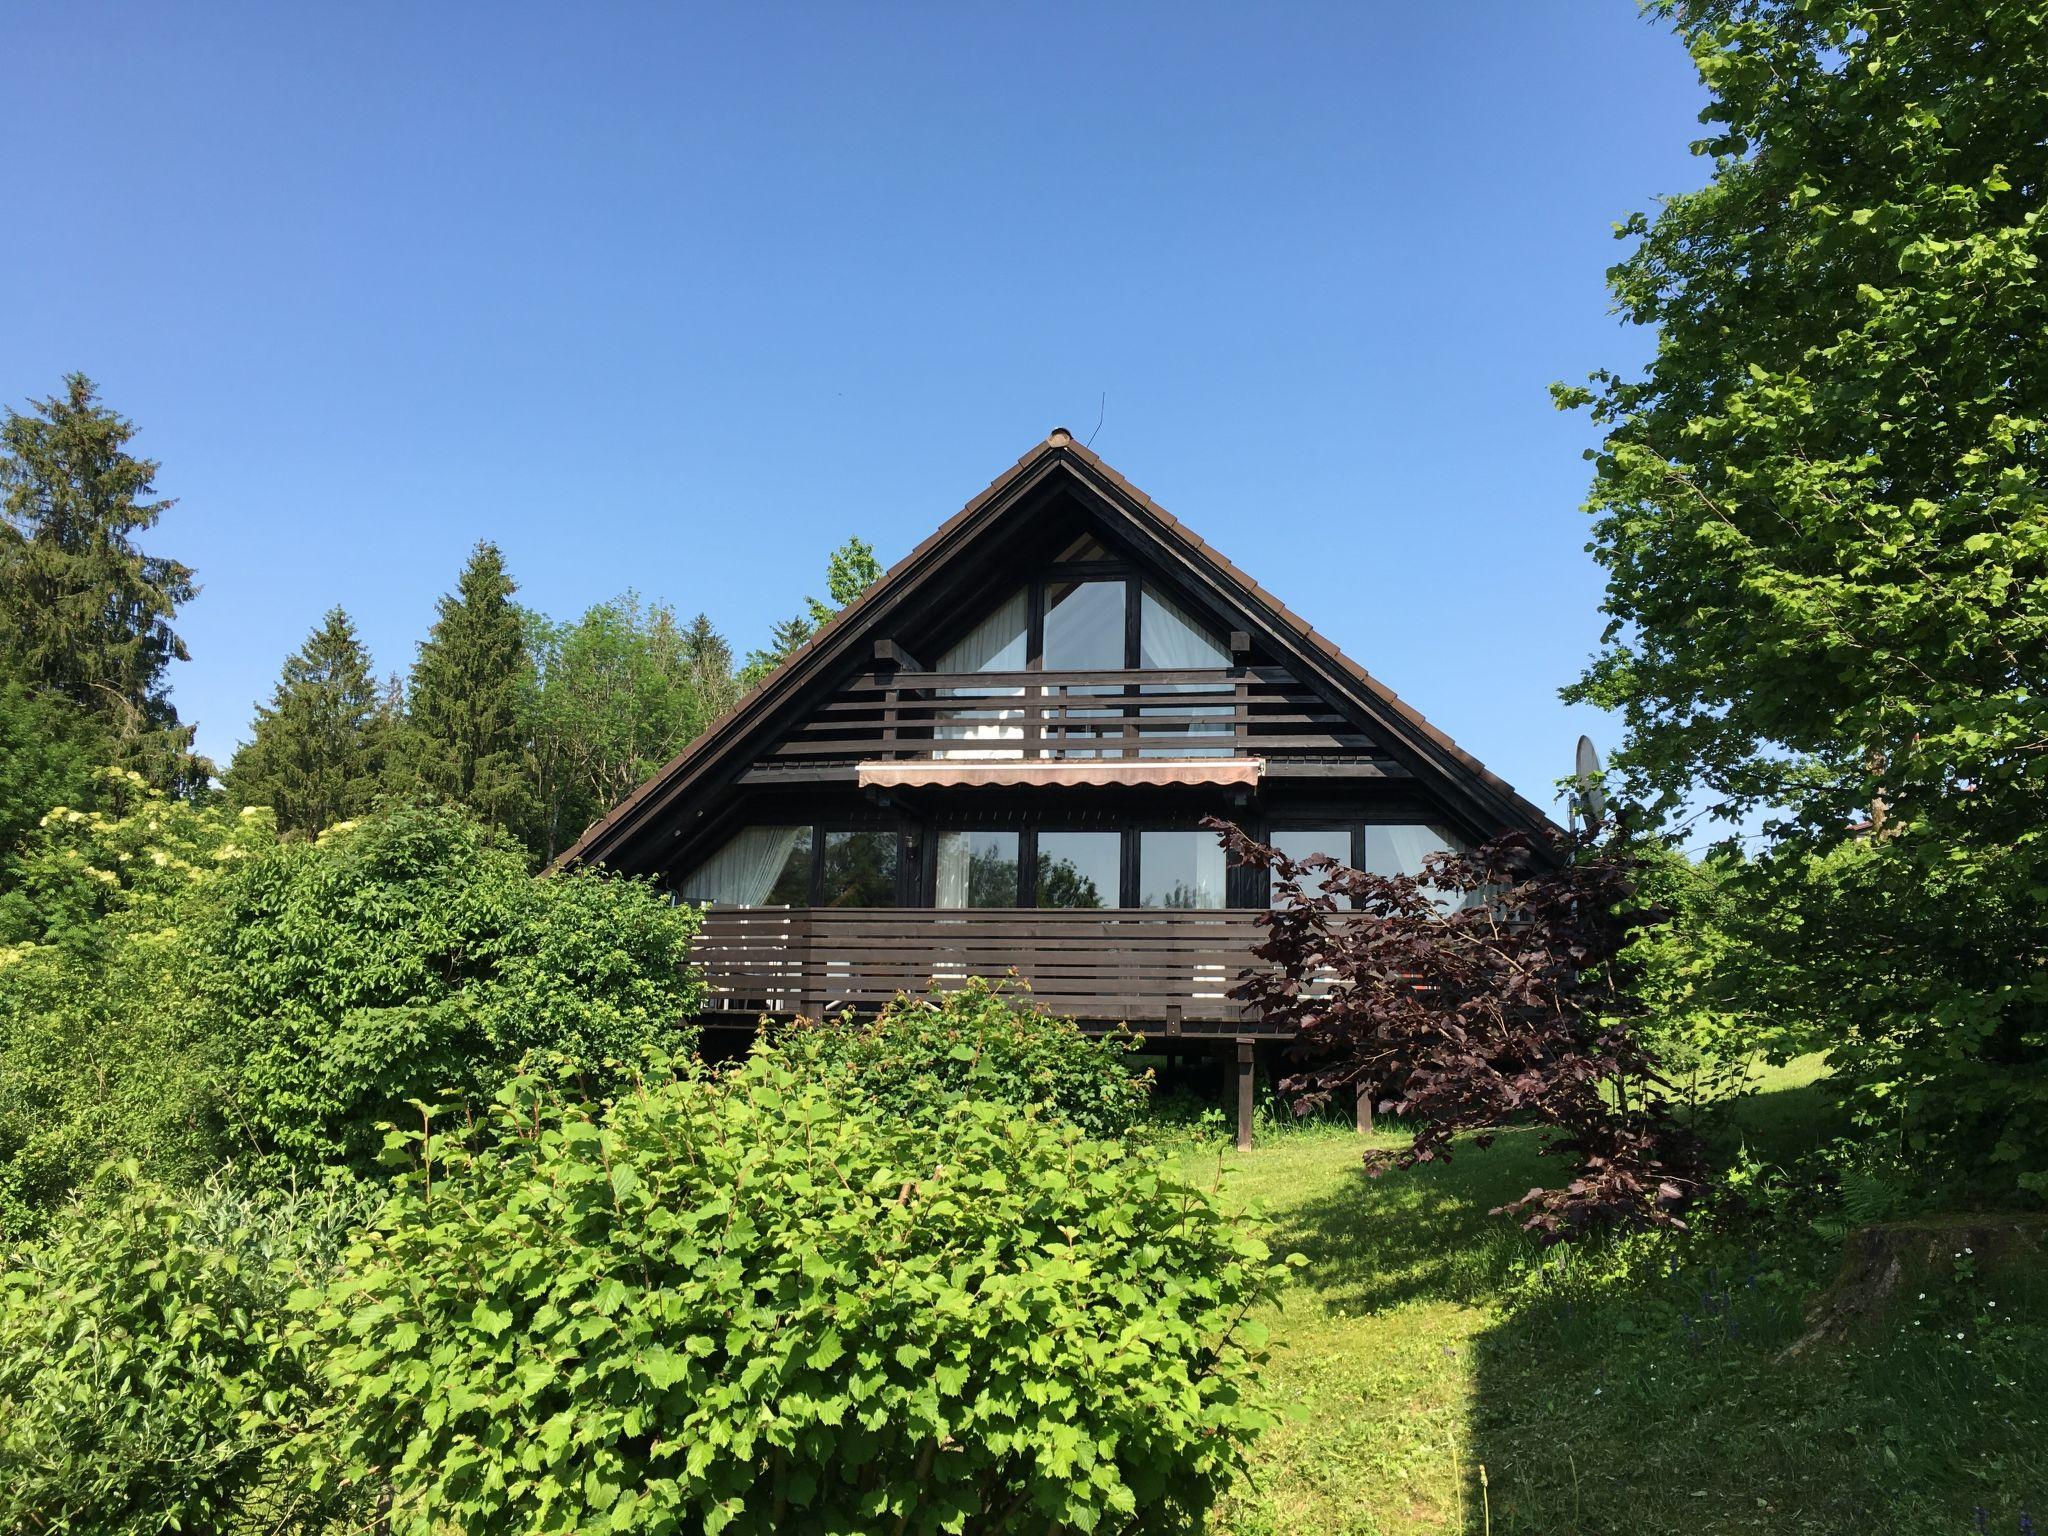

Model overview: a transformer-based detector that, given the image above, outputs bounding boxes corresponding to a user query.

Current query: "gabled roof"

[556,430,1555,872]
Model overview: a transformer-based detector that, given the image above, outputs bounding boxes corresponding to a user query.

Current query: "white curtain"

[934,832,971,908]
[936,589,1029,759]
[1139,586,1228,668]
[679,825,802,906]
[1139,586,1230,755]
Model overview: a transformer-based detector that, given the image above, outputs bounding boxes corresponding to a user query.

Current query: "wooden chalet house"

[559,430,1551,1084]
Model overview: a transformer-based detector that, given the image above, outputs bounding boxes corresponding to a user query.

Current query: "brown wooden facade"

[558,430,1553,1056]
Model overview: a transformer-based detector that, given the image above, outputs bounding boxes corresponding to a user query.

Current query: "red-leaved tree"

[1206,818,1696,1241]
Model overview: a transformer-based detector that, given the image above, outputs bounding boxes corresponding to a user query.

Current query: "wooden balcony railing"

[759,665,1375,767]
[692,905,1289,1035]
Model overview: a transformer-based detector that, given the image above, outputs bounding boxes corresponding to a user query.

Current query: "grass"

[1167,1061,2048,1535]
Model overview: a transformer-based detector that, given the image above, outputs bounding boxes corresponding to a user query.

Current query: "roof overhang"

[856,758,1264,791]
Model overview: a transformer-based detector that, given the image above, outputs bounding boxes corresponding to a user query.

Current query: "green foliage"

[0,767,271,952]
[740,613,818,687]
[204,802,702,1178]
[307,1054,1284,1535]
[399,541,533,845]
[0,774,274,1234]
[769,978,1153,1141]
[804,533,884,627]
[0,678,108,888]
[744,534,884,684]
[225,606,391,839]
[0,374,207,794]
[524,594,738,865]
[0,1170,366,1536]
[1559,1,2048,1194]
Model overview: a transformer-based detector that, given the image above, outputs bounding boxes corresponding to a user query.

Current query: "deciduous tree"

[1557,1,2048,1191]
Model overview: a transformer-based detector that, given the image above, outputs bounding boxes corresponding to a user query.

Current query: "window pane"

[822,829,898,907]
[1364,823,1467,911]
[1052,532,1112,562]
[680,825,811,906]
[935,830,1020,909]
[1042,580,1126,671]
[935,590,1029,760]
[1138,831,1226,910]
[1137,587,1230,755]
[1269,826,1353,908]
[937,589,1029,674]
[1139,586,1228,669]
[1035,831,1120,909]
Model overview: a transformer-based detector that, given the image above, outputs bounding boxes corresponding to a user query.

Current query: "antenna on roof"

[1569,734,1608,834]
[1086,392,1106,448]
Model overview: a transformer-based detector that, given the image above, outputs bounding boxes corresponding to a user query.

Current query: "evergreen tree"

[740,615,819,687]
[680,611,739,726]
[403,542,531,843]
[225,608,383,839]
[0,375,205,792]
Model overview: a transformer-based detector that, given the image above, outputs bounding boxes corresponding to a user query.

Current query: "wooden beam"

[1235,1039,1256,1152]
[872,638,925,672]
[1355,1081,1374,1135]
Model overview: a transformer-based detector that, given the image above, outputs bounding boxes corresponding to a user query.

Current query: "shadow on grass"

[1259,1128,1550,1315]
[1455,1069,2048,1536]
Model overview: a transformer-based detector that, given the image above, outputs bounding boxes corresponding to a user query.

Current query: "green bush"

[307,1054,1285,1535]
[202,801,703,1178]
[0,1169,365,1536]
[0,775,273,1236]
[768,977,1152,1140]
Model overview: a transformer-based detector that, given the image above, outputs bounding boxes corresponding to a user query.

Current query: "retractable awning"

[855,758,1264,790]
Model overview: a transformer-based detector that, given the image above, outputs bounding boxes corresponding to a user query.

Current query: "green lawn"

[1176,1064,2047,1535]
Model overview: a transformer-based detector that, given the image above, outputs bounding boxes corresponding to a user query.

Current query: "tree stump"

[1780,1213,2048,1360]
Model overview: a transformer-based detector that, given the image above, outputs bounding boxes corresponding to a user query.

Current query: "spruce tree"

[740,615,818,687]
[225,607,383,839]
[680,611,738,724]
[0,374,205,792]
[404,542,532,843]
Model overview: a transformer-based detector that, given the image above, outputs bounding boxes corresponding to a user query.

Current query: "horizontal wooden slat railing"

[691,906,1291,1035]
[764,665,1378,765]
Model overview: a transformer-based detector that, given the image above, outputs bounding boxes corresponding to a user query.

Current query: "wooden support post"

[1235,1039,1255,1152]
[1355,1081,1374,1135]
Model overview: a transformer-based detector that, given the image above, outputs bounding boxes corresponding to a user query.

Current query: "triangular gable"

[557,430,1554,873]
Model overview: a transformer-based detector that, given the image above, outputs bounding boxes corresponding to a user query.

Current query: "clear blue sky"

[5,3,1709,815]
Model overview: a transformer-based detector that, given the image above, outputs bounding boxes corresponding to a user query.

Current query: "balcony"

[691,905,1290,1037]
[749,664,1378,775]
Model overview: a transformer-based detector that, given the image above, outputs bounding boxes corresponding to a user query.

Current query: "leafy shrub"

[0,1168,366,1535]
[0,776,273,1235]
[767,976,1152,1140]
[1213,818,1699,1240]
[307,1054,1285,1535]
[202,801,703,1178]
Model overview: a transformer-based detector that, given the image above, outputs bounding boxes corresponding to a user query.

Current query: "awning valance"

[856,758,1264,790]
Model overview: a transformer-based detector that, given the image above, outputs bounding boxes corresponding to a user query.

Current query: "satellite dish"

[1571,735,1608,833]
